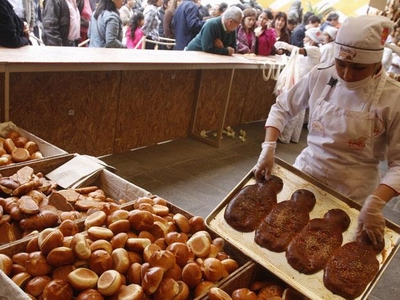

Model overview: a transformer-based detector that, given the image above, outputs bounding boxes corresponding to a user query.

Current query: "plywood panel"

[0,74,4,121]
[114,69,199,153]
[224,69,252,127]
[8,71,119,156]
[192,69,232,134]
[241,70,277,123]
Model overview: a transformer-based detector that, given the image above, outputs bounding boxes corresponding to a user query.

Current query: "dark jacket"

[290,23,306,47]
[186,16,236,55]
[42,0,73,46]
[172,0,204,50]
[0,0,30,48]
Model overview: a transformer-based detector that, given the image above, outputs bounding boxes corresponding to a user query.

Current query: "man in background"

[173,0,204,50]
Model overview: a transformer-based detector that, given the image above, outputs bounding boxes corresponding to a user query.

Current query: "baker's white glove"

[274,41,295,52]
[253,141,276,182]
[357,195,386,245]
[385,43,400,56]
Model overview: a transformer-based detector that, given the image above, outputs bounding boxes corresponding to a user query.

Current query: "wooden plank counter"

[0,47,284,156]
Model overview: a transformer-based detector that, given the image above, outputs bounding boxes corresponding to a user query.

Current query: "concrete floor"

[100,121,399,300]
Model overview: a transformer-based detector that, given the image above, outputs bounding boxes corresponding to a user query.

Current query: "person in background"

[142,0,161,49]
[186,5,243,56]
[254,15,400,247]
[319,26,338,66]
[88,0,126,48]
[290,11,318,47]
[272,11,290,43]
[236,7,257,54]
[163,0,180,49]
[78,0,96,46]
[120,0,135,26]
[197,0,208,20]
[32,0,41,38]
[274,27,323,144]
[173,0,204,50]
[0,0,31,47]
[320,12,339,31]
[287,17,297,38]
[255,9,276,56]
[157,0,168,49]
[126,10,144,48]
[42,0,81,46]
[8,0,35,34]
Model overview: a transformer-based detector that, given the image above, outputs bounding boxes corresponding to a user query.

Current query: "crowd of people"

[2,0,400,64]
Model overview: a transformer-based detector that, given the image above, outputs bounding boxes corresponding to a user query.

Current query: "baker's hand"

[357,195,386,245]
[274,41,295,52]
[253,141,276,182]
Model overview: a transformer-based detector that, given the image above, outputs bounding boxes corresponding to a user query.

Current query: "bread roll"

[67,268,99,290]
[117,284,145,300]
[142,266,163,295]
[42,279,73,300]
[25,251,51,276]
[46,246,75,267]
[231,288,257,300]
[76,289,105,300]
[202,257,224,282]
[0,253,13,276]
[24,275,52,297]
[111,248,130,274]
[153,277,179,300]
[97,269,123,297]
[181,262,202,288]
[208,287,233,300]
[89,249,113,276]
[71,233,91,260]
[38,228,64,255]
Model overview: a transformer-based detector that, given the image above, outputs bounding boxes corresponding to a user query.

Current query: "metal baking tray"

[205,158,400,300]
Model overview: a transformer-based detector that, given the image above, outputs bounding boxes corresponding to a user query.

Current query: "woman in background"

[0,0,31,47]
[142,0,161,49]
[272,11,290,43]
[163,0,180,49]
[236,8,257,54]
[255,9,276,56]
[88,0,126,48]
[126,11,144,48]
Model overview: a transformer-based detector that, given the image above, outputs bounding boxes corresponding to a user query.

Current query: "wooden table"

[0,47,285,156]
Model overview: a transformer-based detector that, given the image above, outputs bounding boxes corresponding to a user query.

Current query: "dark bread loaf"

[286,209,350,274]
[224,175,283,232]
[323,231,384,299]
[254,189,316,252]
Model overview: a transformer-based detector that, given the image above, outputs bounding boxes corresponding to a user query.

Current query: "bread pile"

[0,130,44,165]
[0,196,240,299]
[0,166,127,244]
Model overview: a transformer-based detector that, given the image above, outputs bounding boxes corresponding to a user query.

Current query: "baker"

[253,15,400,246]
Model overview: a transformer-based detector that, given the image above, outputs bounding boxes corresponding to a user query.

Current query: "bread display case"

[205,158,400,300]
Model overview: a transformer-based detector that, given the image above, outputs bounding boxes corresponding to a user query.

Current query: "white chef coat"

[319,41,335,67]
[266,65,400,203]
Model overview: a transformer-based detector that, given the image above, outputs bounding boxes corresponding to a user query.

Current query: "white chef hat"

[334,15,393,64]
[323,26,338,40]
[305,27,323,44]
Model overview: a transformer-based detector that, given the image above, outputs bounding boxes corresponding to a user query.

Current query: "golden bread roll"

[71,233,91,260]
[97,269,123,297]
[46,246,75,267]
[76,289,105,300]
[181,262,202,288]
[24,275,52,297]
[202,257,224,282]
[117,284,145,300]
[89,249,113,276]
[67,268,99,290]
[208,287,232,300]
[0,253,13,276]
[25,251,51,276]
[142,266,164,295]
[42,279,73,300]
[231,288,257,300]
